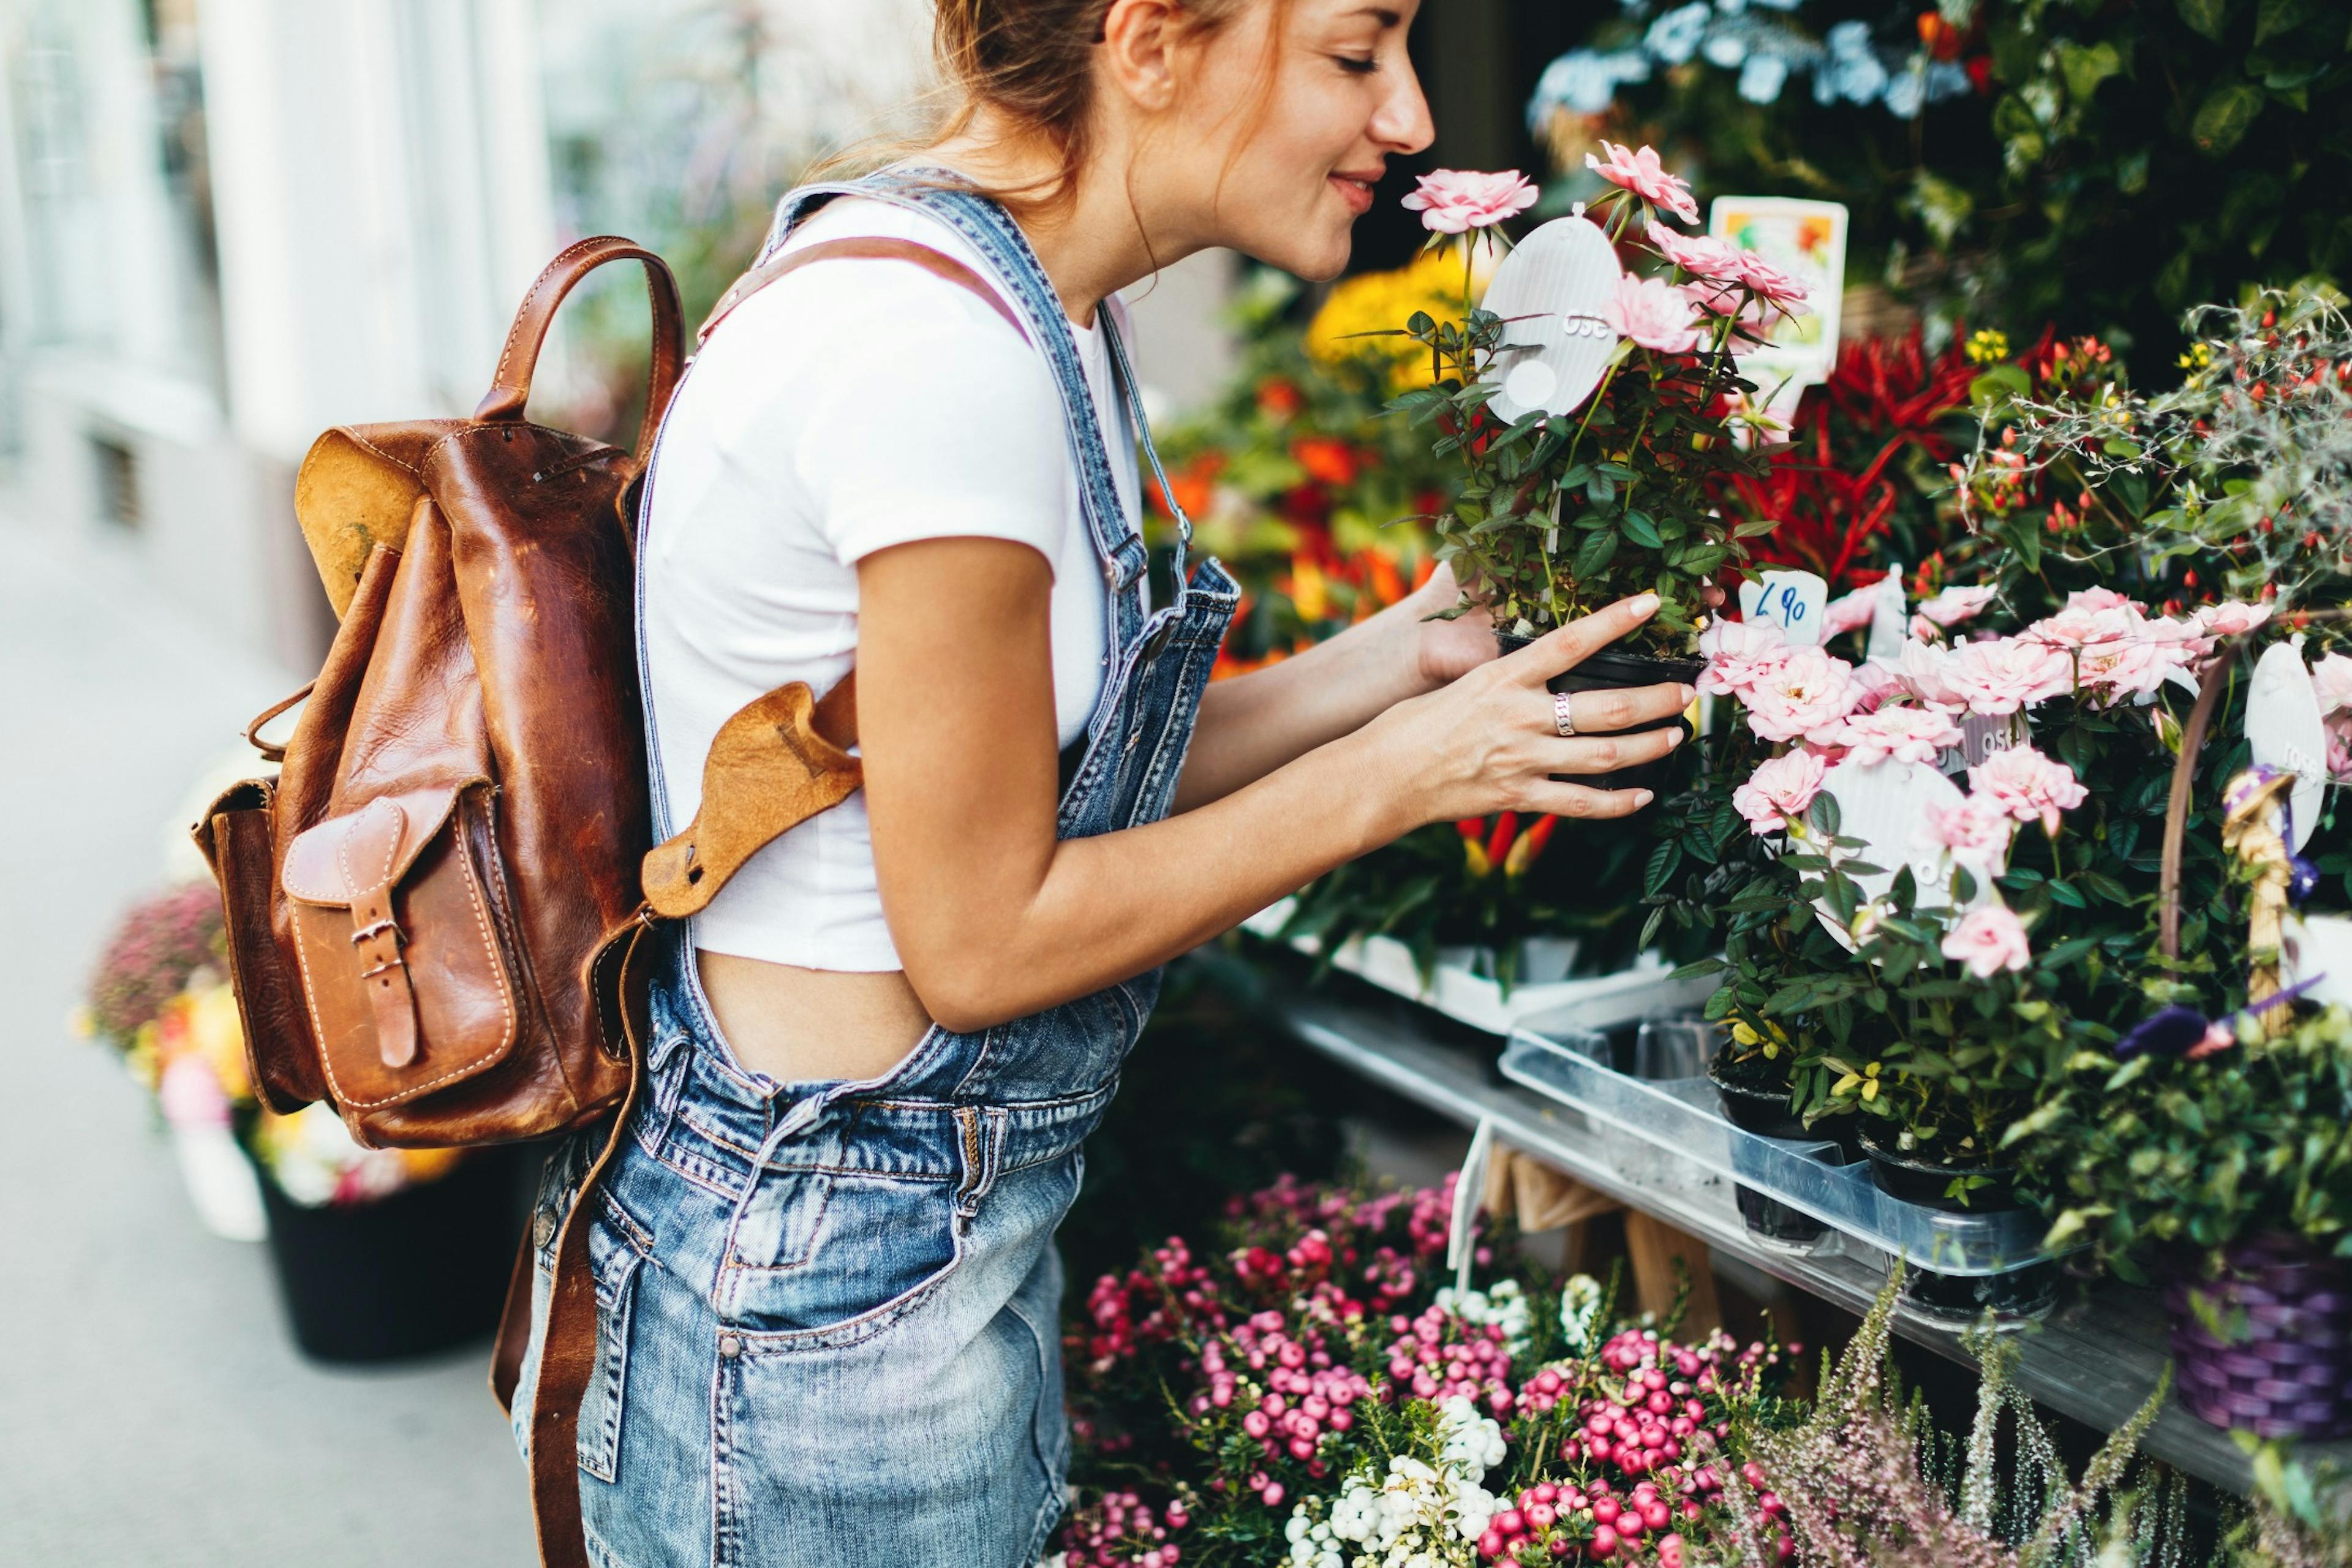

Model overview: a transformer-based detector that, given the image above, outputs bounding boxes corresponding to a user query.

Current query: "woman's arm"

[857,537,1690,1035]
[1170,562,1498,812]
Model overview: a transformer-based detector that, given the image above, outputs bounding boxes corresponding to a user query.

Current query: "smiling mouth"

[1330,173,1380,213]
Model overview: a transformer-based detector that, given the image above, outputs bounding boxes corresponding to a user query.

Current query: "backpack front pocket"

[282,782,521,1124]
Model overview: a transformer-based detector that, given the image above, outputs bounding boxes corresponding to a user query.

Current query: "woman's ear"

[1099,0,1185,113]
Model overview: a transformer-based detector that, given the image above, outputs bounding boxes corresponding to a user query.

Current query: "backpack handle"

[472,236,686,470]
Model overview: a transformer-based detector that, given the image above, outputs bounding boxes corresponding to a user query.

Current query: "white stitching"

[342,428,423,477]
[494,236,611,390]
[314,810,518,1110]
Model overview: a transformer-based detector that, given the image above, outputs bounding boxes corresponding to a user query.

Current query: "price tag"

[2247,639,2327,852]
[1738,570,1828,646]
[1813,756,2000,951]
[1941,712,2027,777]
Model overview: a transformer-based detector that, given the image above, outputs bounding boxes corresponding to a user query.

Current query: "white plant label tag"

[1481,216,1625,422]
[1738,570,1828,646]
[2247,639,2327,851]
[1708,196,1847,390]
[1812,756,1995,951]
[2285,913,2352,1008]
[1940,710,2028,777]
[1865,565,1907,663]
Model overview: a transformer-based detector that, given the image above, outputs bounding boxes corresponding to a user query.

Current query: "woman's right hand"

[1360,590,1695,829]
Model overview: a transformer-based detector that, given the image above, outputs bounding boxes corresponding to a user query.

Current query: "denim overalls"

[507,170,1238,1568]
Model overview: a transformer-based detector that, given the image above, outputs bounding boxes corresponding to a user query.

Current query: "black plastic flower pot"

[1709,1058,1828,1245]
[1857,1126,2055,1322]
[1495,635,1703,793]
[252,1144,531,1364]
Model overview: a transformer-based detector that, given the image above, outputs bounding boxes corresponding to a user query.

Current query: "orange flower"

[1257,378,1303,420]
[1291,436,1362,488]
[1148,451,1226,523]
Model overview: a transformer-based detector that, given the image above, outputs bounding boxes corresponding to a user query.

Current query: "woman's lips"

[1329,173,1377,216]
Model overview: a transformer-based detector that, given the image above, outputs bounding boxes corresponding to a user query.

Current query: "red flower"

[1257,377,1303,421]
[1147,451,1226,524]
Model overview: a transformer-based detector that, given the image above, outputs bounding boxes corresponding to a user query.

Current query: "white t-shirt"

[638,194,1140,972]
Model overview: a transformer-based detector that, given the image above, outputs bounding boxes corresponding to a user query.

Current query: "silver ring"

[1552,690,1577,738]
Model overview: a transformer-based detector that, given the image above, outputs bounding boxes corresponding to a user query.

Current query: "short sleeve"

[786,271,1072,576]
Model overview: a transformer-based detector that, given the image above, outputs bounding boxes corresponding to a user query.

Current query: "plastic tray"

[1241,902,1716,1036]
[1498,1027,2057,1278]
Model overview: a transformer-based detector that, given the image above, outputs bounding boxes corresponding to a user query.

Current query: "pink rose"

[1698,617,1790,697]
[1817,704,1964,767]
[2067,587,2138,614]
[1944,637,2074,716]
[2328,713,2352,780]
[1400,169,1540,234]
[2075,636,2187,703]
[1682,277,1767,328]
[2196,600,2272,638]
[1645,222,1744,279]
[1727,250,1812,314]
[2313,653,2352,717]
[1732,748,1830,834]
[1893,639,1961,709]
[1941,905,2032,978]
[1847,660,1901,715]
[2026,602,2142,650]
[1604,273,1703,355]
[1822,586,1879,639]
[1585,141,1700,224]
[1968,745,2088,834]
[1919,793,2016,863]
[1741,646,1858,744]
[1909,585,2000,641]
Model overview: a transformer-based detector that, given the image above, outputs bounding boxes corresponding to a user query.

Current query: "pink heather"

[1400,168,1540,234]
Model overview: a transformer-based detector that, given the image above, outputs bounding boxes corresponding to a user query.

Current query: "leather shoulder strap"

[699,237,1027,346]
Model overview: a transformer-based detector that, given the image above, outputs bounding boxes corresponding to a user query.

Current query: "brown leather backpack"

[194,229,1027,1568]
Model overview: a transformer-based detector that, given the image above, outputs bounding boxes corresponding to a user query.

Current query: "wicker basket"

[2163,1235,2352,1441]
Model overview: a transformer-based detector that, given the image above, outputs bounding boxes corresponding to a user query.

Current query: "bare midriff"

[695,950,935,1085]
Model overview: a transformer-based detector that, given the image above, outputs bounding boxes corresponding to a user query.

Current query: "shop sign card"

[1813,756,1996,951]
[2247,639,2328,851]
[1708,197,1847,392]
[1739,569,1828,646]
[1481,215,1625,422]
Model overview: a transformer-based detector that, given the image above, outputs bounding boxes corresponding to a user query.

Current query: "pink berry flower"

[1943,637,2073,716]
[1732,748,1830,834]
[1968,745,2088,834]
[1604,273,1703,355]
[1741,646,1858,744]
[1941,905,2032,978]
[1908,584,2000,641]
[1698,617,1791,698]
[1401,169,1540,234]
[1816,704,1964,767]
[1586,141,1700,223]
[1918,793,2015,864]
[2313,652,2352,717]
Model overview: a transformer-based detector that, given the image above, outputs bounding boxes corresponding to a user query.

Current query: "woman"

[514,1,1692,1562]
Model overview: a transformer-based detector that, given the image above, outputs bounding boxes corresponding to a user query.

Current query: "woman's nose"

[1373,64,1436,157]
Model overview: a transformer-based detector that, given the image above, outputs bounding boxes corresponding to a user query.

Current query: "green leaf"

[1808,793,1842,837]
[2177,0,2231,40]
[2193,80,2267,157]
[1732,516,1781,539]
[1574,529,1618,579]
[1586,472,1617,507]
[2255,0,2307,43]
[2054,40,2122,105]
[1970,364,2031,408]
[2007,513,2043,573]
[1623,511,1663,549]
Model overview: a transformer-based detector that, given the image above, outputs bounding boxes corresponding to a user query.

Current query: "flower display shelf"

[1498,1026,2060,1288]
[1240,900,1714,1036]
[1246,965,2352,1498]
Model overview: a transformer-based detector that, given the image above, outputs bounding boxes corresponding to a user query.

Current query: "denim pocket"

[577,1196,647,1482]
[722,1169,963,1346]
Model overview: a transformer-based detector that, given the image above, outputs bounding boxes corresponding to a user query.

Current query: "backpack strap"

[699,236,1028,346]
[473,236,686,472]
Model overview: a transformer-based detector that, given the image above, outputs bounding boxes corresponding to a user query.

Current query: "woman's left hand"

[1408,561,1501,687]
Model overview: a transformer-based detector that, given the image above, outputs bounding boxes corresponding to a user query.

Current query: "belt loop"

[714,1095,823,1316]
[952,1106,1006,1229]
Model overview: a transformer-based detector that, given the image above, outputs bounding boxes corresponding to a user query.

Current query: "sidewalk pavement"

[0,512,535,1566]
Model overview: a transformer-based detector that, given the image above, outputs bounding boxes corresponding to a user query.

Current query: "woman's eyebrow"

[1349,5,1404,25]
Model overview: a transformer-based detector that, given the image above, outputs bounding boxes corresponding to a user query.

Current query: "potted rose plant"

[1384,154,1801,785]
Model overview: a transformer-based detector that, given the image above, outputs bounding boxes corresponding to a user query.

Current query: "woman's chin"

[1248,228,1354,284]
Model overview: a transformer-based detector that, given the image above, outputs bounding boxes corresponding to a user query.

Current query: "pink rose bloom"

[1893,639,1961,709]
[1817,704,1964,767]
[1645,222,1744,279]
[1732,748,1830,834]
[2067,587,2138,614]
[2026,602,2142,650]
[1908,584,2000,641]
[1920,793,2016,863]
[1682,277,1768,328]
[1941,905,2032,978]
[2076,636,2187,703]
[1741,646,1858,744]
[1698,617,1790,697]
[2328,713,2352,780]
[2313,652,2352,717]
[1846,660,1900,715]
[1585,141,1700,223]
[1823,586,1880,639]
[1969,745,2089,834]
[1945,636,2074,716]
[1604,273,1703,355]
[1727,251,1812,314]
[2196,600,2272,638]
[1400,169,1540,234]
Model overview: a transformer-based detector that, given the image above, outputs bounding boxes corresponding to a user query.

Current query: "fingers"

[1538,722,1686,777]
[1561,681,1693,735]
[1524,781,1656,819]
[1510,592,1660,683]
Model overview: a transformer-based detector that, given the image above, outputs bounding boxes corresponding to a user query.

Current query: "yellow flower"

[1965,328,2010,366]
[1305,247,1490,391]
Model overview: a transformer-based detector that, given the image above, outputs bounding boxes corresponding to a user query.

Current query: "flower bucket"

[1496,635,1702,792]
[254,1144,530,1363]
[2165,1235,2352,1441]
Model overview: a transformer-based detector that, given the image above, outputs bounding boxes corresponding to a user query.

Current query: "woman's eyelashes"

[1333,53,1379,75]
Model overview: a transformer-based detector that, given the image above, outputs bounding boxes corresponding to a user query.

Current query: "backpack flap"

[282,783,520,1121]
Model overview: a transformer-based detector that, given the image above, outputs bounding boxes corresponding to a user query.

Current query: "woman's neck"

[918,118,1197,330]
